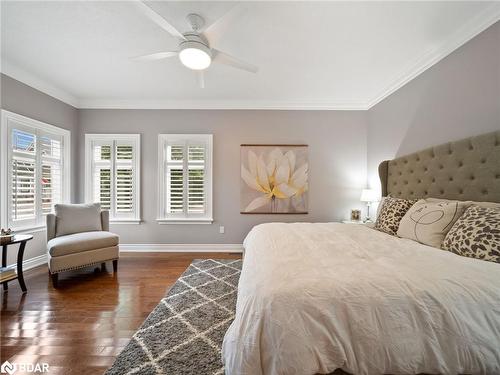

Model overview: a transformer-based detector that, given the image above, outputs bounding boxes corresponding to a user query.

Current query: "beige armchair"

[47,203,119,287]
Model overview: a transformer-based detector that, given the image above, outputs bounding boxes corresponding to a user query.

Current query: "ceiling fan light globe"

[179,47,211,70]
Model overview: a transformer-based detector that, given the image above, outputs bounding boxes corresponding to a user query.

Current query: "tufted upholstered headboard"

[378,131,500,203]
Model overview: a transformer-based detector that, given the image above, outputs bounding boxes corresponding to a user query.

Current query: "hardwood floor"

[0,252,241,374]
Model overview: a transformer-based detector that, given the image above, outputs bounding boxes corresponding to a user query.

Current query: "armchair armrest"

[46,214,57,242]
[101,210,110,232]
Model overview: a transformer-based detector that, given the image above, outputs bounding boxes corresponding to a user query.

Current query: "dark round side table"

[1,234,33,293]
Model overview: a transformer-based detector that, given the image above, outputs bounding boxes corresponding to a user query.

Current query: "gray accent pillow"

[442,206,500,264]
[55,203,102,237]
[397,199,471,248]
[374,196,417,235]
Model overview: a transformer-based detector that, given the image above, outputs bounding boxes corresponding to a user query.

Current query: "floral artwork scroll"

[240,144,308,214]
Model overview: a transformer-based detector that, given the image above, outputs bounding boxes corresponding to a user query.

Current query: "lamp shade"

[360,189,378,202]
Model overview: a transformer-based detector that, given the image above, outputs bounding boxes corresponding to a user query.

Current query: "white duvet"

[222,223,500,375]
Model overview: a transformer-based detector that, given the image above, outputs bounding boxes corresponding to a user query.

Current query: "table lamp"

[360,189,378,222]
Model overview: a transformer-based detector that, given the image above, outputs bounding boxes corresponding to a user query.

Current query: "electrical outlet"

[219,226,225,234]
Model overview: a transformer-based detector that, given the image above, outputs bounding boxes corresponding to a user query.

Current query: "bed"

[222,131,500,375]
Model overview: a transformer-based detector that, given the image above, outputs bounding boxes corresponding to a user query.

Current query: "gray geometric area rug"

[106,259,242,375]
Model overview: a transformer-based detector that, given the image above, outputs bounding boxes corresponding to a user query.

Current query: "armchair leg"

[112,259,118,273]
[50,272,58,288]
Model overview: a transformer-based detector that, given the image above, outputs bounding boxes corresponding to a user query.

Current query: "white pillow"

[55,203,102,237]
[397,199,471,248]
[425,197,500,210]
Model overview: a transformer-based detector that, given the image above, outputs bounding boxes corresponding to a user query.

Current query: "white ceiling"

[2,1,499,109]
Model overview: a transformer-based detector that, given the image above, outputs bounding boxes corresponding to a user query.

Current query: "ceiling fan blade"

[133,1,186,40]
[197,71,205,89]
[132,51,178,61]
[212,49,258,73]
[203,5,246,46]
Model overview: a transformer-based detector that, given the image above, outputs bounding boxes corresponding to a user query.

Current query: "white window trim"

[84,134,141,224]
[0,110,71,231]
[157,134,213,224]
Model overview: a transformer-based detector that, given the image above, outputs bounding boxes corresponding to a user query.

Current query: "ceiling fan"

[132,1,259,88]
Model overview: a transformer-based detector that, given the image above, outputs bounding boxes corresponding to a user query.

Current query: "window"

[85,134,141,223]
[158,134,213,224]
[0,110,71,231]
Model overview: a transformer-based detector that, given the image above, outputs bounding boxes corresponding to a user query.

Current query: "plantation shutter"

[86,135,140,223]
[4,111,70,231]
[92,142,112,211]
[160,134,212,222]
[114,142,135,217]
[187,145,205,214]
[40,133,63,214]
[166,144,184,214]
[10,129,37,225]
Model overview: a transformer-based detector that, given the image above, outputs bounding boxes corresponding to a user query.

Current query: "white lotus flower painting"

[240,145,308,213]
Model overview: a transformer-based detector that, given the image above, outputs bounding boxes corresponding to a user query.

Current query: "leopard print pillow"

[442,206,500,264]
[375,196,417,235]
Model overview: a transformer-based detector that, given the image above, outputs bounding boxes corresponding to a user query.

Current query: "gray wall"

[367,21,500,194]
[2,20,498,260]
[78,109,368,245]
[1,74,367,259]
[1,73,79,263]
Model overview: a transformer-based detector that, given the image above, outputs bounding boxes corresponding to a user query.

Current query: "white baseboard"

[120,243,244,253]
[5,245,243,271]
[7,254,48,271]
[24,254,48,269]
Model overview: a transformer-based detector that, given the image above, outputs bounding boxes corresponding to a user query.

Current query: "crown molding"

[1,5,498,111]
[1,60,80,108]
[366,3,500,109]
[78,98,369,110]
